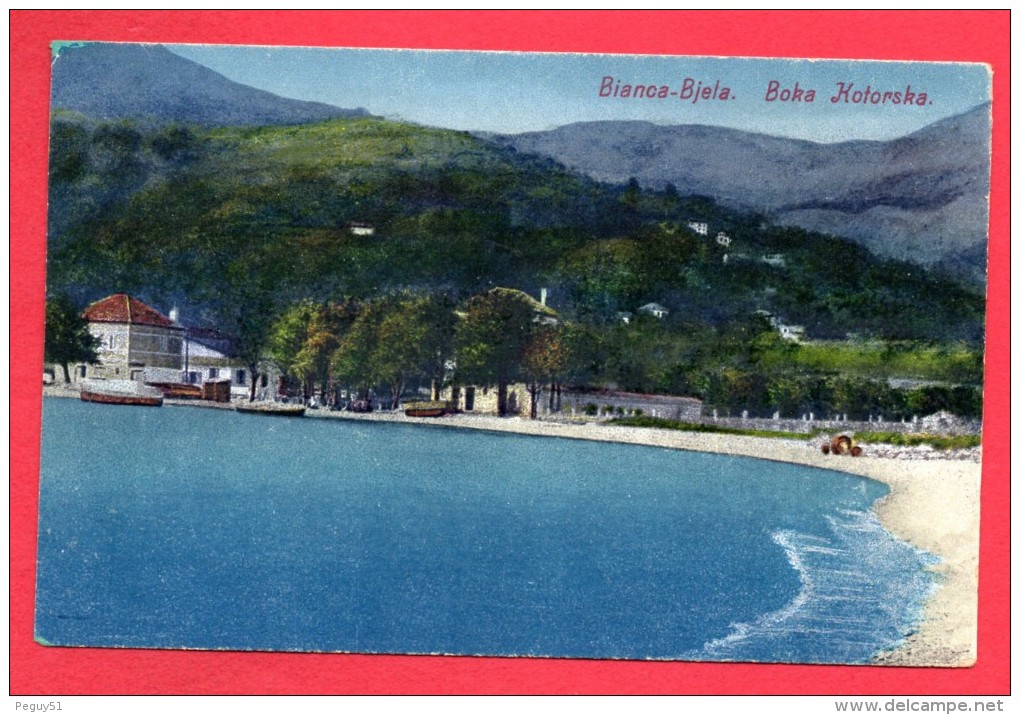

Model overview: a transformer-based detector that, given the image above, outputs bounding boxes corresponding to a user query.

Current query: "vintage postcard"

[35,41,991,670]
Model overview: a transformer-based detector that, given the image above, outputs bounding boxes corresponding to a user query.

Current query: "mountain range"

[493,105,991,285]
[47,42,991,287]
[50,43,369,126]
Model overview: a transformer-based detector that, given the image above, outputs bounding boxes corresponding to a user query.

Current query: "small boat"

[79,379,164,407]
[80,389,164,407]
[235,402,306,417]
[404,401,447,418]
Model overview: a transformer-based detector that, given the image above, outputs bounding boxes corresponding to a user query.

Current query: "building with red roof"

[76,293,184,381]
[82,293,178,329]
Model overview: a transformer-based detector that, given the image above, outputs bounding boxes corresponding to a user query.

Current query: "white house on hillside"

[638,302,669,319]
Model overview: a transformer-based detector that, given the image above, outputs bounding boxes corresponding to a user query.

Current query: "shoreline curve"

[297,406,979,668]
[41,388,980,667]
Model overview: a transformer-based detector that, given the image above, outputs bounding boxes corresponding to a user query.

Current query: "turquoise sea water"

[35,398,936,662]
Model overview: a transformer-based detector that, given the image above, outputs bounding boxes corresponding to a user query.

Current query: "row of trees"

[45,286,981,420]
[42,284,570,418]
[260,288,567,417]
[254,289,982,420]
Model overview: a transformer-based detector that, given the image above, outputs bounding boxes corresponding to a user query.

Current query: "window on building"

[208,368,219,379]
[236,369,246,385]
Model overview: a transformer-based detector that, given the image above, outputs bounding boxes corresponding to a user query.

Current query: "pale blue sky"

[169,44,990,143]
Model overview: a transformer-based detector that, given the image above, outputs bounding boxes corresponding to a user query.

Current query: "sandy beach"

[41,387,981,666]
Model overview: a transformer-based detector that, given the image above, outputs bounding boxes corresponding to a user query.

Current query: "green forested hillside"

[48,113,984,339]
[46,113,986,414]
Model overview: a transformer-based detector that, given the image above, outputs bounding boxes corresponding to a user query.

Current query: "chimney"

[540,288,548,306]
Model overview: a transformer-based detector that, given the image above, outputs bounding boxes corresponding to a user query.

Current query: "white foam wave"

[696,509,941,663]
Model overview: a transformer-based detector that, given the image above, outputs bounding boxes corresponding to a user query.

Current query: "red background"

[10,11,1010,695]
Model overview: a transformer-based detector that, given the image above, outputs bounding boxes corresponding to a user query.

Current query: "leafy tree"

[455,288,548,416]
[374,295,455,408]
[333,294,456,408]
[233,300,276,403]
[268,301,319,395]
[829,377,893,420]
[521,323,568,419]
[372,306,424,408]
[561,322,611,386]
[603,320,680,394]
[292,301,358,403]
[219,257,280,403]
[332,300,386,400]
[393,293,456,401]
[45,295,101,383]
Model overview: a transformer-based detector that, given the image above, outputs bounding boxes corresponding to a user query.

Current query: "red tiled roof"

[82,293,178,328]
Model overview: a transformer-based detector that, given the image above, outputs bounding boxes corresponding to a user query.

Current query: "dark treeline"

[244,290,981,419]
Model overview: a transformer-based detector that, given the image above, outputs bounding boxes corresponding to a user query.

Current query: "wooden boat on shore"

[79,380,164,407]
[235,402,306,417]
[404,401,448,418]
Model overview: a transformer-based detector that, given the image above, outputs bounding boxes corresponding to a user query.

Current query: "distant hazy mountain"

[50,43,369,127]
[494,104,991,284]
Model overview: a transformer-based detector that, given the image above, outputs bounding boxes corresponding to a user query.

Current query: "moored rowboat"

[79,379,164,407]
[80,389,164,407]
[404,401,448,418]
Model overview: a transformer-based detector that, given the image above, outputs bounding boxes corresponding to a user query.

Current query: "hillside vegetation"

[46,113,986,416]
[497,104,992,285]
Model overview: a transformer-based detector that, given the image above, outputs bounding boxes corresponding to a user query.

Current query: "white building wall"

[85,323,131,379]
[79,322,183,381]
[127,325,183,369]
